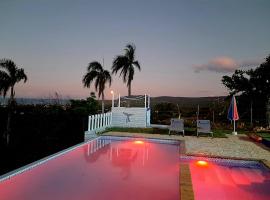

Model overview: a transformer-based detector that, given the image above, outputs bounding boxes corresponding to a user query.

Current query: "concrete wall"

[111,107,151,127]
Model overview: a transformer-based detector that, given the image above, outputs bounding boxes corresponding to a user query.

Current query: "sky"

[0,0,269,99]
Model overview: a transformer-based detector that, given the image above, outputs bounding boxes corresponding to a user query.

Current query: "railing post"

[108,113,110,126]
[105,113,108,127]
[91,115,94,130]
[144,94,147,108]
[99,114,102,128]
[97,114,100,129]
[110,112,112,126]
[102,113,106,127]
[88,112,113,132]
[88,116,91,131]
[94,114,97,130]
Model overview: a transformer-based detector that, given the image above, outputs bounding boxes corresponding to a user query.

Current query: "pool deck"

[99,132,270,162]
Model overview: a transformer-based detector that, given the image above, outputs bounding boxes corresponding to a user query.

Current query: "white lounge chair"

[169,118,185,136]
[197,120,213,137]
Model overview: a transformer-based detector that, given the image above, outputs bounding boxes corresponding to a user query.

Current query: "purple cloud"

[193,57,261,73]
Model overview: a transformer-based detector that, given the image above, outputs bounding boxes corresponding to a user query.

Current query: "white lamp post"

[111,90,114,108]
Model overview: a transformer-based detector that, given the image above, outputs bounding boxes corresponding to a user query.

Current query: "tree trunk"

[6,86,15,145]
[127,83,131,107]
[267,98,270,127]
[128,83,131,96]
[101,93,105,114]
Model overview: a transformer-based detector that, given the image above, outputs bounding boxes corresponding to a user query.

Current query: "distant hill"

[103,96,227,108]
[150,96,226,108]
[0,97,70,105]
[0,96,227,108]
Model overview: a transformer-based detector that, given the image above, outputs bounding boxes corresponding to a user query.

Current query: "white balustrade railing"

[88,112,112,132]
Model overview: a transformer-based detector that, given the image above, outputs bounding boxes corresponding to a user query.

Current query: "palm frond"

[103,70,112,86]
[83,60,112,99]
[0,70,10,81]
[112,56,128,74]
[0,59,17,77]
[88,61,103,72]
[0,59,27,98]
[15,69,28,83]
[82,71,98,87]
[0,80,10,97]
[120,67,128,83]
[95,76,101,91]
[132,60,141,71]
[125,43,135,62]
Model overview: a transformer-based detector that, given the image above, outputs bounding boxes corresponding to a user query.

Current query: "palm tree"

[83,61,111,113]
[0,59,28,145]
[112,43,141,96]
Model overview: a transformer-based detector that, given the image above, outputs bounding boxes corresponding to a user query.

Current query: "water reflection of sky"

[0,138,180,200]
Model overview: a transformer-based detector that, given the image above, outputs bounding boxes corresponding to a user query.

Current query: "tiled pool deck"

[99,132,270,162]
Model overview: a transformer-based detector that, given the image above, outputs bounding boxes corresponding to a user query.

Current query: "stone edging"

[180,163,194,200]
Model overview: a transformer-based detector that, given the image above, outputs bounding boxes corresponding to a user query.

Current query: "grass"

[104,127,229,138]
[256,132,270,138]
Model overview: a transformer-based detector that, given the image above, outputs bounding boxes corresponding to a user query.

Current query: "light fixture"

[134,140,144,144]
[196,160,208,167]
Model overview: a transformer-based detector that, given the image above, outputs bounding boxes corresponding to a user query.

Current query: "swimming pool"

[0,136,180,200]
[0,136,270,200]
[181,155,270,200]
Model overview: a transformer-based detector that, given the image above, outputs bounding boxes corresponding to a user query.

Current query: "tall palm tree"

[112,43,141,96]
[0,59,28,145]
[83,61,111,113]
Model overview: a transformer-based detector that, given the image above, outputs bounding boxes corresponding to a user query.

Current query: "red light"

[134,140,144,144]
[196,160,208,167]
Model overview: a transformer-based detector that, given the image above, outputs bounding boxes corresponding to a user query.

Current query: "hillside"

[150,96,226,108]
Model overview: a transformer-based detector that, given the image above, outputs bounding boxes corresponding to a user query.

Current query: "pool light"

[134,140,144,144]
[196,160,208,167]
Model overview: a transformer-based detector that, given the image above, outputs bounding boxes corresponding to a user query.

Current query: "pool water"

[181,156,270,200]
[1,136,270,200]
[0,137,180,200]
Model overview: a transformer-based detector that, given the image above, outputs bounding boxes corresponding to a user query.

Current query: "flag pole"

[233,119,237,135]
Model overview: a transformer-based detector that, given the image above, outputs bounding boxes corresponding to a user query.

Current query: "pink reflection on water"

[0,139,179,200]
[189,160,270,200]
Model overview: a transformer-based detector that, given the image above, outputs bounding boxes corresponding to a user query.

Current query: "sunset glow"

[1,1,268,98]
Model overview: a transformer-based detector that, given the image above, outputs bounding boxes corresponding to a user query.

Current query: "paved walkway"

[102,132,270,161]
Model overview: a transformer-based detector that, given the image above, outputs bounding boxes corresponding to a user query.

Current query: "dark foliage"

[222,55,270,126]
[0,97,98,175]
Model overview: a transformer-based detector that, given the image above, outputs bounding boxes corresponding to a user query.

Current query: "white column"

[148,95,150,108]
[88,116,91,131]
[110,112,113,126]
[100,114,103,128]
[94,114,97,130]
[102,113,105,128]
[144,94,147,108]
[106,113,110,126]
[104,113,107,127]
[98,114,101,129]
[91,115,94,130]
[111,91,114,109]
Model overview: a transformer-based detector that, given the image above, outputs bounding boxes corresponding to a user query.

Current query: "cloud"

[193,56,261,73]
